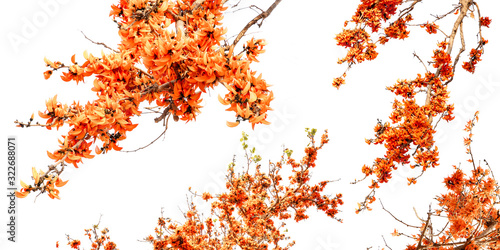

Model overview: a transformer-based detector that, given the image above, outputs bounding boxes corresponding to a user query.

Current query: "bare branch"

[413,52,429,72]
[121,114,170,153]
[380,199,420,228]
[81,31,118,53]
[382,235,393,250]
[227,0,283,57]
[416,211,432,249]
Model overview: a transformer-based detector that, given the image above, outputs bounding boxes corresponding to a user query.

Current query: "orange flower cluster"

[333,0,409,88]
[352,0,402,32]
[384,14,412,39]
[463,111,479,156]
[141,130,343,249]
[108,0,273,125]
[480,16,492,28]
[17,0,277,199]
[429,168,500,249]
[462,38,488,73]
[420,22,439,34]
[401,114,500,249]
[16,167,69,199]
[68,239,80,249]
[64,220,117,250]
[359,40,455,210]
[461,13,490,74]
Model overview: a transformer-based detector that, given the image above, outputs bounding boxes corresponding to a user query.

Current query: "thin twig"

[154,107,170,123]
[121,114,171,153]
[382,235,393,250]
[413,52,429,72]
[81,31,119,53]
[227,0,283,57]
[413,207,424,222]
[380,199,420,228]
[484,159,495,180]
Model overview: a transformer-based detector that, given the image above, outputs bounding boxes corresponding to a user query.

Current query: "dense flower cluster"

[421,22,439,34]
[144,130,342,250]
[333,0,408,88]
[16,0,278,199]
[462,38,488,73]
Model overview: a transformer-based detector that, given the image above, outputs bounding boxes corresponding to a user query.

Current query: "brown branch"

[445,22,466,85]
[484,160,496,181]
[424,0,473,121]
[140,80,176,98]
[121,114,170,153]
[413,52,429,72]
[454,22,466,68]
[381,235,393,250]
[380,199,420,228]
[419,235,500,250]
[166,9,179,20]
[32,136,87,201]
[52,138,85,172]
[191,0,206,11]
[81,31,119,53]
[15,106,77,128]
[431,5,460,21]
[416,211,432,249]
[154,107,170,123]
[398,0,423,17]
[158,80,176,92]
[435,221,449,237]
[476,222,498,239]
[446,0,473,56]
[227,0,283,57]
[15,119,55,128]
[472,2,485,40]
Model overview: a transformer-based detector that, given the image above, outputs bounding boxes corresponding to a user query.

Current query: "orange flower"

[43,70,52,79]
[32,167,40,184]
[15,190,29,198]
[69,240,81,249]
[226,120,240,127]
[55,177,69,187]
[479,17,492,28]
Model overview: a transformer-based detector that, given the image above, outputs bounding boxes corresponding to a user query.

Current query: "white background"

[1,0,499,249]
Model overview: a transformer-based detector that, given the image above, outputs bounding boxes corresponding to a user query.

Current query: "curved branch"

[227,0,283,57]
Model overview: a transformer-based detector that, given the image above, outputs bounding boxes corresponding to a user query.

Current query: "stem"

[227,0,283,57]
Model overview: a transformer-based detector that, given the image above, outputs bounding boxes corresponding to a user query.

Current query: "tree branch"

[380,199,420,228]
[81,31,118,53]
[416,212,432,249]
[121,114,170,153]
[227,0,283,57]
